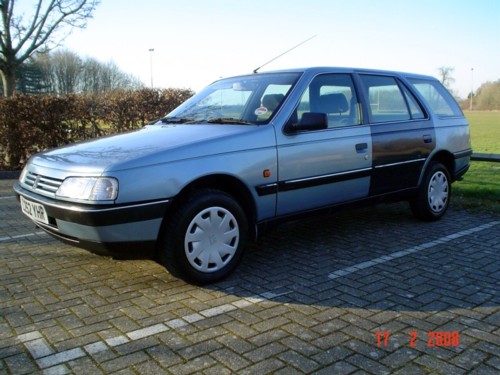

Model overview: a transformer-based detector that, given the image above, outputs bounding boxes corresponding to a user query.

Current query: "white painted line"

[183,313,204,323]
[200,304,237,317]
[84,342,108,355]
[24,338,54,359]
[127,323,169,340]
[37,348,86,369]
[0,231,47,242]
[167,319,188,329]
[328,220,500,280]
[17,331,43,342]
[105,335,129,347]
[16,289,293,369]
[0,195,16,200]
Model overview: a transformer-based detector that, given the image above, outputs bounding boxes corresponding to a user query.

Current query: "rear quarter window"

[407,78,463,117]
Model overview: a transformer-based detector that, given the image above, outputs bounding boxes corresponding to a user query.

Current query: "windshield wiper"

[161,117,254,125]
[160,117,194,124]
[205,118,253,125]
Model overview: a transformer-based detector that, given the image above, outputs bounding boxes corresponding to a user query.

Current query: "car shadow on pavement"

[205,203,500,313]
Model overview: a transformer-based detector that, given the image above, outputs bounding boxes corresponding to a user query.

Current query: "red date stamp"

[376,331,460,348]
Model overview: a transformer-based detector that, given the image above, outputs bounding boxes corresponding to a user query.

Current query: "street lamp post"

[148,48,155,88]
[470,68,474,112]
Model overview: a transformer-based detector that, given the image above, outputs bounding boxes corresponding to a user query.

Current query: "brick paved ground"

[1,178,499,374]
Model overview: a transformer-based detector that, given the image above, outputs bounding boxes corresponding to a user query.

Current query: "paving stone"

[312,360,358,375]
[168,355,218,375]
[277,350,321,373]
[210,348,251,372]
[248,329,288,347]
[100,351,151,373]
[238,358,285,375]
[467,364,500,375]
[215,334,256,354]
[415,354,467,375]
[380,348,420,368]
[244,341,287,362]
[178,340,223,361]
[280,336,321,357]
[3,352,39,375]
[346,353,391,374]
[146,345,183,368]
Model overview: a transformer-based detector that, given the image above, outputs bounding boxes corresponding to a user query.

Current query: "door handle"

[355,143,368,152]
[423,135,433,144]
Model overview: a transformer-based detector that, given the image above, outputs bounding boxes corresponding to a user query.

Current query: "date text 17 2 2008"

[376,331,460,348]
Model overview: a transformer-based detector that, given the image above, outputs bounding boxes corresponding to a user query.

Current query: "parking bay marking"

[328,220,500,280]
[16,290,291,370]
[0,231,47,242]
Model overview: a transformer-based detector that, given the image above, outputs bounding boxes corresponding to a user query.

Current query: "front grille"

[23,171,64,196]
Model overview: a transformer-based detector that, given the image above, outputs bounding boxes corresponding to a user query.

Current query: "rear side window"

[408,78,463,117]
[360,75,425,123]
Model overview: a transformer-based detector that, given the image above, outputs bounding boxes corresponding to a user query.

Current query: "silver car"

[15,67,472,284]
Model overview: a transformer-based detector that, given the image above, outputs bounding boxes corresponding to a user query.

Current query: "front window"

[161,73,300,125]
[293,73,362,128]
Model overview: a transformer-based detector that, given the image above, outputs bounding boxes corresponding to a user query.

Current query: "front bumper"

[14,182,171,255]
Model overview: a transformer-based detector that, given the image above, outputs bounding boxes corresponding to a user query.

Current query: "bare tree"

[437,66,455,89]
[33,50,143,94]
[80,58,142,94]
[38,49,82,94]
[0,0,100,96]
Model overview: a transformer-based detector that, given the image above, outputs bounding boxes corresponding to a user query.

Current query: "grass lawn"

[452,111,500,214]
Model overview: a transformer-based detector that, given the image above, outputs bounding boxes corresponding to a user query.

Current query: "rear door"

[357,74,435,195]
[275,73,372,216]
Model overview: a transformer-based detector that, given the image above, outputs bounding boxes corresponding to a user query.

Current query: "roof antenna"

[253,34,317,74]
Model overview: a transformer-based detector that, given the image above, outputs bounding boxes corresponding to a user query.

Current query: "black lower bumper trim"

[14,183,171,227]
[37,223,157,258]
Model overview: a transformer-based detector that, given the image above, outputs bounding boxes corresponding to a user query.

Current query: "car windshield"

[160,72,300,125]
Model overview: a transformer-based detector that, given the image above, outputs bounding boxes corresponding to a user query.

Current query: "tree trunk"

[1,67,20,167]
[4,122,23,169]
[1,68,17,97]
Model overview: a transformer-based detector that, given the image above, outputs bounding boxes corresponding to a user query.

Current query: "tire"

[159,189,248,284]
[410,162,451,221]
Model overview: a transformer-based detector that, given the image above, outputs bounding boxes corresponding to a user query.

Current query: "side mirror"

[291,112,328,131]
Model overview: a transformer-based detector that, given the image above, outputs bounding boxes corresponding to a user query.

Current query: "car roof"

[256,66,436,81]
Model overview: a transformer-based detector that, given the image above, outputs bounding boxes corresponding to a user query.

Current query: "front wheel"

[159,189,248,284]
[410,162,451,221]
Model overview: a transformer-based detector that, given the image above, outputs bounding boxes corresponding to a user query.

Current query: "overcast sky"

[25,0,500,97]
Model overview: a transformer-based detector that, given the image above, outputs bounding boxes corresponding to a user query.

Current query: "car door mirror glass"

[291,112,328,131]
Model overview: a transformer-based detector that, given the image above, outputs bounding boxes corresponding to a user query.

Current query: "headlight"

[56,177,118,201]
[19,166,28,183]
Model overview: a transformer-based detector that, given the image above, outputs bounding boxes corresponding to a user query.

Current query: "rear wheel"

[159,189,248,284]
[411,162,451,221]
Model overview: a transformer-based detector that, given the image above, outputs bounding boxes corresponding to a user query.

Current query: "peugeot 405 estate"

[15,67,472,284]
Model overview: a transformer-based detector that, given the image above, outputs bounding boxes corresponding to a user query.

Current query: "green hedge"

[0,88,194,169]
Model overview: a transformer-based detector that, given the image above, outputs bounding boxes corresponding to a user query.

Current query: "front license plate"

[20,196,49,225]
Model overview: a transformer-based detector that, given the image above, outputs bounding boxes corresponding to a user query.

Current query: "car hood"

[28,124,275,176]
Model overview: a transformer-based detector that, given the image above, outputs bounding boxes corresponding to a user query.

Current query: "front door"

[275,73,372,216]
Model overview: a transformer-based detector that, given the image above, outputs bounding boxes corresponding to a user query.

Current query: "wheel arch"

[166,174,258,239]
[421,150,455,184]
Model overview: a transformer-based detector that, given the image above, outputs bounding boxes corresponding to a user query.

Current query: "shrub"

[0,88,194,169]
